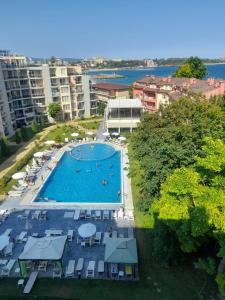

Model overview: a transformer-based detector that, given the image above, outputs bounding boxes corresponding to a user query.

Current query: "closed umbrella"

[34,151,44,158]
[12,172,26,180]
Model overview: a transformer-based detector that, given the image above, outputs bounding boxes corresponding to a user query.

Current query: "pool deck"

[1,142,133,215]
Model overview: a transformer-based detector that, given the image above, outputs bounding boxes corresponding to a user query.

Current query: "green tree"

[0,137,9,157]
[15,129,22,144]
[20,127,28,141]
[48,103,61,121]
[40,115,46,129]
[31,119,38,133]
[98,101,106,115]
[130,96,225,211]
[174,56,207,79]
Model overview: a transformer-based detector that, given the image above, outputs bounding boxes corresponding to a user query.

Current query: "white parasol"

[12,172,26,180]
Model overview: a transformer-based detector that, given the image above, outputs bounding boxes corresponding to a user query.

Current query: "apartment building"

[93,83,130,102]
[0,50,98,136]
[133,75,225,112]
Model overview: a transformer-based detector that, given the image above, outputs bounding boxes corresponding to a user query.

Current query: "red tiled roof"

[92,83,130,91]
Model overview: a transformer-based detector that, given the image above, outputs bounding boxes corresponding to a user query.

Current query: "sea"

[88,64,225,85]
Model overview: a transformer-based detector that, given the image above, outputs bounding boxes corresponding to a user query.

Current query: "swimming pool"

[35,143,122,204]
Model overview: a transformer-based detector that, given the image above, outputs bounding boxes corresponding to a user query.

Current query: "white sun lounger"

[23,271,38,294]
[95,210,101,220]
[103,210,110,220]
[85,210,91,219]
[128,227,134,238]
[94,232,102,244]
[16,231,27,243]
[32,210,41,220]
[112,231,117,238]
[97,260,104,274]
[118,210,124,220]
[4,242,14,256]
[86,261,95,278]
[103,232,110,245]
[3,229,12,236]
[67,230,74,242]
[65,260,75,278]
[74,209,80,220]
[76,258,84,273]
[1,259,16,276]
[128,211,134,220]
[12,185,25,191]
[111,210,117,220]
[8,191,23,197]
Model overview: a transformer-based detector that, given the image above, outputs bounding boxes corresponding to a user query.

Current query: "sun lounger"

[79,210,85,219]
[103,210,110,220]
[74,209,80,220]
[111,210,117,220]
[23,271,38,294]
[86,261,95,278]
[112,230,117,238]
[76,258,84,274]
[97,260,104,274]
[128,211,134,220]
[103,232,110,245]
[38,261,47,271]
[94,232,101,244]
[125,265,133,277]
[16,231,27,243]
[95,210,101,220]
[12,185,25,191]
[67,230,74,242]
[39,210,47,220]
[18,180,28,187]
[128,227,134,238]
[65,260,75,278]
[4,242,14,256]
[32,210,41,220]
[1,259,16,277]
[118,210,124,220]
[3,229,12,236]
[53,268,62,278]
[85,210,91,219]
[8,191,23,197]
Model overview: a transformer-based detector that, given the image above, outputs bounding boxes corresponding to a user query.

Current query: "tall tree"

[31,119,38,133]
[15,129,22,144]
[0,137,9,157]
[20,126,28,141]
[48,103,61,121]
[174,56,207,79]
[40,115,46,129]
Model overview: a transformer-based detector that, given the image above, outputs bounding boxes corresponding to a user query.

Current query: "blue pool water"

[35,143,122,203]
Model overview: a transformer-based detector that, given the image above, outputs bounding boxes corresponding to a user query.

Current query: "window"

[63,104,70,110]
[62,96,69,102]
[61,87,69,93]
[61,68,66,76]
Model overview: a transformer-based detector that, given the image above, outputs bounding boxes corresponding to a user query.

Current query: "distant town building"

[0,50,98,137]
[105,98,143,133]
[144,59,156,67]
[133,75,225,112]
[93,83,130,102]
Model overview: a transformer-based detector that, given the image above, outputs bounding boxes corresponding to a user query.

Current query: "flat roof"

[107,98,142,109]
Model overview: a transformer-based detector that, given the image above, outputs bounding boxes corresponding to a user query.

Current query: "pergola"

[18,236,67,278]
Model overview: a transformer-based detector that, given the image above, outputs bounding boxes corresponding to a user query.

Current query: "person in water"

[102,179,107,186]
[109,163,113,168]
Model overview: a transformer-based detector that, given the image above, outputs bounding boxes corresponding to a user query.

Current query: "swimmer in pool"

[102,179,107,186]
[109,163,113,168]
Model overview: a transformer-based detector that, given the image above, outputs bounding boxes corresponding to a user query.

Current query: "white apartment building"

[0,50,98,136]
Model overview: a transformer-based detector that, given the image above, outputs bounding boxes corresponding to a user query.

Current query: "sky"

[0,0,225,59]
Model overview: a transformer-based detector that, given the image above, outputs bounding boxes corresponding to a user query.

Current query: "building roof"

[93,83,130,91]
[104,238,138,264]
[107,98,142,109]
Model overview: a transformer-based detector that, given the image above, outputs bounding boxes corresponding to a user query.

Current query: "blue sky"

[1,0,225,59]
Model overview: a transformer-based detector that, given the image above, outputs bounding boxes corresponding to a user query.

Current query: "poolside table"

[78,223,96,239]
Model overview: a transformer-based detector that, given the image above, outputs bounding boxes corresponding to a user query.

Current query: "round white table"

[78,223,96,239]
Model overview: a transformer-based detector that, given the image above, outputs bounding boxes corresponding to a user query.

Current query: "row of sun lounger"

[72,209,134,221]
[65,258,104,278]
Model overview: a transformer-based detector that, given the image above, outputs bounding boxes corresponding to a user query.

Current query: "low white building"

[105,98,143,133]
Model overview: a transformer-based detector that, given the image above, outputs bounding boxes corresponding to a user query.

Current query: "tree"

[48,103,61,121]
[15,130,22,144]
[151,138,225,294]
[130,96,225,211]
[0,137,9,157]
[174,56,207,79]
[20,126,28,141]
[31,119,38,133]
[98,101,106,115]
[40,115,46,129]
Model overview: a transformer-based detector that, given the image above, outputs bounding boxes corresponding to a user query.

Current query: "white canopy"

[34,152,44,158]
[19,236,67,261]
[0,234,10,251]
[44,140,55,145]
[12,172,26,180]
[78,223,96,239]
[118,136,126,141]
[102,132,110,137]
[86,131,94,136]
[71,133,79,137]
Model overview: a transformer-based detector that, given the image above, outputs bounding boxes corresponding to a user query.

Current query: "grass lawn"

[0,139,218,300]
[77,118,102,130]
[44,124,85,143]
